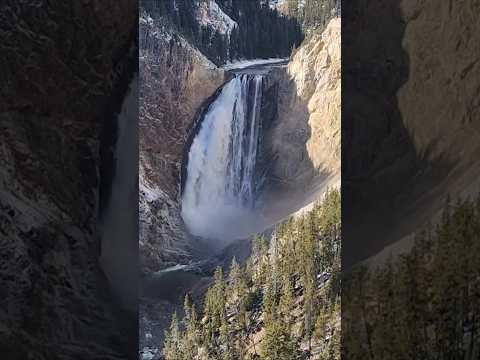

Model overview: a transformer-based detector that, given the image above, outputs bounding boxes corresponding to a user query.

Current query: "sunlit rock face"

[399,0,480,163]
[289,18,341,175]
[257,18,341,222]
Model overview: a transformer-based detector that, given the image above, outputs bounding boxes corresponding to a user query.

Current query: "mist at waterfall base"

[181,74,267,246]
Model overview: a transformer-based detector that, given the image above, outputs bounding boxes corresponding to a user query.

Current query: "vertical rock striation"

[139,13,226,272]
[0,1,137,359]
[259,18,341,220]
[343,0,480,266]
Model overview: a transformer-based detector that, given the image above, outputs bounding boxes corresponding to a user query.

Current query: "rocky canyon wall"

[139,13,226,272]
[0,1,137,358]
[259,18,341,220]
[343,0,480,266]
[399,0,480,163]
[139,13,341,273]
[368,0,480,265]
[138,15,341,357]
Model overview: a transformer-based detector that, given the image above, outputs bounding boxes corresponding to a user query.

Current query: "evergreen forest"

[343,195,480,360]
[163,189,341,359]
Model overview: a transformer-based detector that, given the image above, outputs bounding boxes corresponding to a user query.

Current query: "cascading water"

[181,74,265,242]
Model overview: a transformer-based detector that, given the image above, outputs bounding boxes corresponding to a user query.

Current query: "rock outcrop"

[259,18,341,220]
[342,0,480,266]
[399,0,480,161]
[395,0,480,235]
[367,0,480,265]
[139,14,226,273]
[286,17,340,179]
[0,1,137,359]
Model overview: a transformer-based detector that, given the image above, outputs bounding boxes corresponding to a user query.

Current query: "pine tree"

[299,214,316,351]
[228,257,249,356]
[279,276,295,329]
[261,318,301,360]
[229,257,243,299]
[252,235,269,286]
[370,255,397,360]
[163,312,182,360]
[219,315,236,360]
[287,0,299,18]
[204,266,227,350]
[182,294,199,358]
[263,275,277,326]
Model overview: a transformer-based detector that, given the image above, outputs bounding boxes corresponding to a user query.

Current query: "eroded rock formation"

[259,18,341,220]
[0,1,137,359]
[343,0,480,266]
[139,14,226,272]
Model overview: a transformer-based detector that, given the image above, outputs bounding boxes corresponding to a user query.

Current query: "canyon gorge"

[139,0,340,357]
[1,0,478,359]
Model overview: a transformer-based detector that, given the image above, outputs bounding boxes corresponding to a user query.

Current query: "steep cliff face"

[343,0,480,266]
[260,18,340,219]
[367,0,480,264]
[399,0,480,162]
[139,13,226,272]
[287,17,340,178]
[0,1,137,359]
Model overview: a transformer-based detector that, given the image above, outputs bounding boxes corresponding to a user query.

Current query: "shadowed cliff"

[342,0,480,267]
[0,1,138,359]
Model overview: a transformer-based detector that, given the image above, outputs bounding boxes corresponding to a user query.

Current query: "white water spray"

[181,74,264,241]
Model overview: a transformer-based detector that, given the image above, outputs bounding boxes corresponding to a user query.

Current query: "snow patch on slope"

[266,0,287,10]
[139,12,217,70]
[140,181,162,203]
[196,0,237,35]
[223,58,288,71]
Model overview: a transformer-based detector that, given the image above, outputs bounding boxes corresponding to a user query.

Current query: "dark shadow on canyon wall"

[258,68,333,223]
[0,2,138,359]
[99,75,139,312]
[342,2,480,357]
[342,1,455,268]
[342,0,413,270]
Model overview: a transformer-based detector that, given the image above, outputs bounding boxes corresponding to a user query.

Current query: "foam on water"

[181,74,264,242]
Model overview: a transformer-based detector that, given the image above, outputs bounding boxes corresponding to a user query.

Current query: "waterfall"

[181,74,264,241]
[99,75,138,311]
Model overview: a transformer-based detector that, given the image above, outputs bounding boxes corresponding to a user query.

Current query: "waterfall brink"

[181,74,264,242]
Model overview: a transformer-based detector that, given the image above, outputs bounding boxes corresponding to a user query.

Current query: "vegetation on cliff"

[163,189,341,359]
[286,0,340,33]
[141,0,303,65]
[344,195,480,359]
